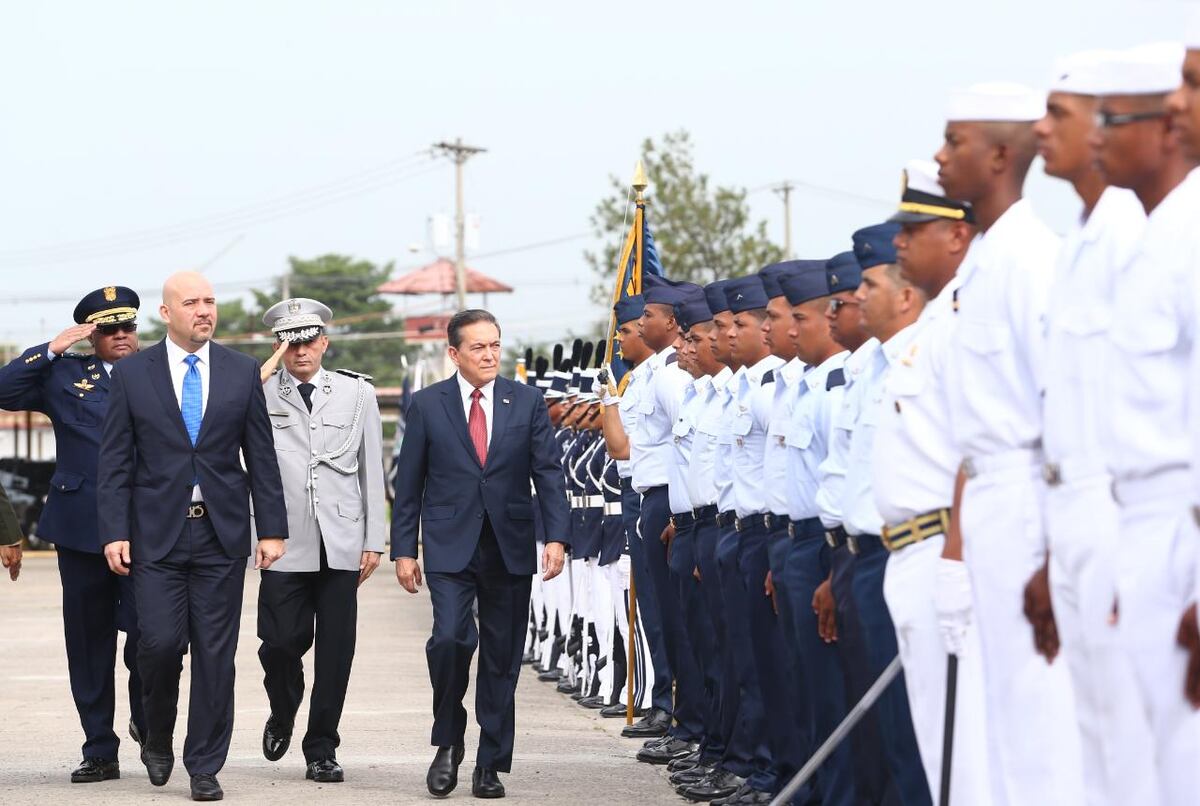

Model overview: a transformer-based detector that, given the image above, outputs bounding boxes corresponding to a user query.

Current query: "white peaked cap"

[946,81,1046,122]
[1049,49,1123,95]
[904,160,945,197]
[1085,42,1184,96]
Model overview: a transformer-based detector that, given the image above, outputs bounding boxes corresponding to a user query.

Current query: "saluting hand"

[542,541,565,582]
[103,540,132,576]
[255,538,286,569]
[395,557,423,593]
[49,323,96,356]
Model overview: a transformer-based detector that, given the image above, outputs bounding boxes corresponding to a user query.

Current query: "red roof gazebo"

[376,257,513,300]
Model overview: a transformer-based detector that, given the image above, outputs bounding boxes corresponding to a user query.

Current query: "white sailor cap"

[1085,42,1184,96]
[263,297,333,344]
[946,81,1046,122]
[1049,49,1123,96]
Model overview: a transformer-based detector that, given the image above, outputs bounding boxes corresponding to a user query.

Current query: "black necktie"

[298,382,315,412]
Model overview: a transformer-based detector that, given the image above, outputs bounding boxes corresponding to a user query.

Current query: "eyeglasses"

[95,322,137,335]
[828,298,860,314]
[1093,109,1167,129]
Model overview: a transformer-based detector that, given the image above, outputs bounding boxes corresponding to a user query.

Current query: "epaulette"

[335,368,373,383]
[665,353,679,365]
[762,369,775,384]
[826,367,846,390]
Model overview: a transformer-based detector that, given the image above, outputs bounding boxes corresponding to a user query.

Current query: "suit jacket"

[261,367,386,572]
[390,373,569,575]
[98,339,288,562]
[0,343,114,553]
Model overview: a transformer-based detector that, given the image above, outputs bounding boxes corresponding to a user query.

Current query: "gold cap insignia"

[287,299,301,314]
[103,286,117,302]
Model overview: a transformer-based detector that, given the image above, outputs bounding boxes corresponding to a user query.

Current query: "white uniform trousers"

[1046,475,1158,806]
[609,554,655,709]
[588,558,614,701]
[1113,470,1200,806]
[961,460,1085,806]
[884,535,994,806]
[527,541,547,661]
[538,557,572,671]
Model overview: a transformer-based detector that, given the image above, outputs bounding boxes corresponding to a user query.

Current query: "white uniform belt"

[1111,467,1190,508]
[962,446,1042,479]
[604,502,623,516]
[583,495,604,508]
[1041,457,1109,487]
[570,495,584,508]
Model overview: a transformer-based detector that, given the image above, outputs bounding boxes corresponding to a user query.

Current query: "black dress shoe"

[521,650,536,665]
[600,702,641,718]
[669,765,711,786]
[667,749,702,772]
[711,782,753,806]
[128,719,145,750]
[141,745,174,787]
[620,707,671,738]
[636,737,698,765]
[471,766,505,799]
[555,678,579,695]
[70,757,120,783]
[262,714,293,762]
[536,668,561,682]
[427,745,465,797]
[306,758,344,783]
[683,770,745,802]
[577,695,605,709]
[190,773,223,801]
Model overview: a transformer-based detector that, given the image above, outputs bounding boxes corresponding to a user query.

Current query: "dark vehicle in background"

[0,458,55,549]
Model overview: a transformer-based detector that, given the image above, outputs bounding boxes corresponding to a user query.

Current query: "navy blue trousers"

[57,545,145,761]
[715,525,774,792]
[620,480,673,714]
[637,486,704,740]
[133,515,244,776]
[696,520,760,779]
[738,522,804,789]
[667,521,722,758]
[831,543,893,804]
[425,519,532,772]
[852,537,932,806]
[785,523,855,806]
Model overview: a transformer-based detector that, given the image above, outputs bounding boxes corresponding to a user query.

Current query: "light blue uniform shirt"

[631,346,691,494]
[730,354,785,519]
[761,358,805,517]
[786,351,847,524]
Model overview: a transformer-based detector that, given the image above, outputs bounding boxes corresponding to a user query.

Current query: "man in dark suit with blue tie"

[0,285,147,784]
[392,309,569,800]
[99,271,288,802]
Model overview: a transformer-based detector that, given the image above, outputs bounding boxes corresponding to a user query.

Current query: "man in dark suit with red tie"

[99,271,288,802]
[392,309,569,800]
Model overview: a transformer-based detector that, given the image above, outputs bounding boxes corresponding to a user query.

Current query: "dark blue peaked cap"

[759,260,810,298]
[723,275,769,313]
[780,261,832,306]
[613,294,645,326]
[643,274,700,307]
[704,279,731,315]
[826,251,862,295]
[673,291,713,332]
[852,223,900,269]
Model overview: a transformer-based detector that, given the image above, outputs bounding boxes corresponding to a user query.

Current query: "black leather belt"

[847,534,882,556]
[670,511,697,529]
[694,504,718,523]
[788,516,824,541]
[187,502,208,519]
[764,513,790,532]
[734,515,762,533]
[825,525,848,548]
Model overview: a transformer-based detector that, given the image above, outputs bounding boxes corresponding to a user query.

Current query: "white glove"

[593,367,620,407]
[934,557,973,657]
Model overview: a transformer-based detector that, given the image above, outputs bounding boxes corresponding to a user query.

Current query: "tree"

[585,130,783,303]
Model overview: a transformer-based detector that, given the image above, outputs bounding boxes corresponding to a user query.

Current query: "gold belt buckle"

[188,503,205,519]
[1042,462,1062,487]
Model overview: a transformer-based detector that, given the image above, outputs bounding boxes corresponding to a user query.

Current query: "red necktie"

[469,388,488,466]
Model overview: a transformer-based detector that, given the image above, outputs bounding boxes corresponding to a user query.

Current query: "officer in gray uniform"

[257,297,386,784]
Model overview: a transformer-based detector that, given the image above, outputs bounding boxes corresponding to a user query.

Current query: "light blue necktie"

[182,354,202,446]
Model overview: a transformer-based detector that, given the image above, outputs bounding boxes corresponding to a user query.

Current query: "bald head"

[159,271,217,351]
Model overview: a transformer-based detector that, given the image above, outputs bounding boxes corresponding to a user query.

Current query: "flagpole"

[625,159,648,724]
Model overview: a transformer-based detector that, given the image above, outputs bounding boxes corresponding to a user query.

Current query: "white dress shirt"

[615,361,649,478]
[1107,171,1199,485]
[165,337,211,502]
[631,347,691,494]
[456,372,495,448]
[730,353,785,518]
[668,375,709,514]
[1044,186,1145,481]
[714,367,743,514]
[786,351,847,526]
[829,338,882,535]
[946,199,1059,458]
[689,367,731,508]
[872,279,961,526]
[761,358,805,517]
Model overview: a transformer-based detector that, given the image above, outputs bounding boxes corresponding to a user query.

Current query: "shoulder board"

[665,353,679,365]
[826,367,847,390]
[334,368,373,383]
[62,352,91,361]
[761,369,775,384]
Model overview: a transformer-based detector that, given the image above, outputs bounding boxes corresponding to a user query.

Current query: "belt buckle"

[734,518,743,533]
[825,531,837,548]
[188,503,205,519]
[763,514,772,530]
[787,523,795,539]
[847,535,859,555]
[1042,462,1062,487]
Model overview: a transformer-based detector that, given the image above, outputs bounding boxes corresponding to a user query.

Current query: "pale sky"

[0,0,1193,349]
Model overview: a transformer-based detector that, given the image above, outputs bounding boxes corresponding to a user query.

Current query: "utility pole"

[432,138,487,310]
[773,181,795,258]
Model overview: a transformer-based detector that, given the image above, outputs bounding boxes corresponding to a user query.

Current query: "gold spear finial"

[632,159,648,201]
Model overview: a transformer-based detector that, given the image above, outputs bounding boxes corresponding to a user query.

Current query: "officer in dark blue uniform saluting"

[0,285,146,784]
